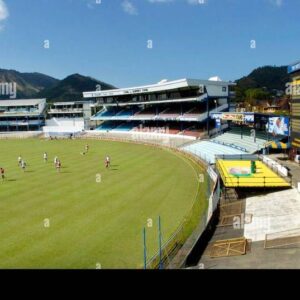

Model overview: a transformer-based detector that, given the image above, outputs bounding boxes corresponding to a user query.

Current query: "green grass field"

[0,138,207,269]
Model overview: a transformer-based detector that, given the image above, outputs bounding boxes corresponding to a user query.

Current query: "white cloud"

[268,0,283,7]
[121,0,206,15]
[122,0,138,15]
[186,0,205,4]
[0,0,8,31]
[0,0,9,22]
[86,0,102,9]
[87,2,94,9]
[115,0,283,14]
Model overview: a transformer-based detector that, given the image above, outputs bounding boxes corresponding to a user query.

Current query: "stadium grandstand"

[182,140,246,164]
[48,102,86,118]
[43,101,94,137]
[83,78,234,139]
[181,112,289,164]
[0,99,46,132]
[211,128,268,153]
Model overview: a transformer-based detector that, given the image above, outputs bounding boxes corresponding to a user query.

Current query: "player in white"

[43,152,48,163]
[18,155,22,167]
[54,156,58,165]
[105,156,111,169]
[21,160,26,172]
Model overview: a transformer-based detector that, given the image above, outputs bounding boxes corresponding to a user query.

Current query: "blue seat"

[95,121,117,131]
[113,122,140,131]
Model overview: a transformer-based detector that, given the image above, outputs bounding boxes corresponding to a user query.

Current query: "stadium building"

[43,101,94,136]
[288,61,300,159]
[83,78,234,138]
[0,99,46,132]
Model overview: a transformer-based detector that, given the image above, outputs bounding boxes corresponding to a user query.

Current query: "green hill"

[0,69,116,102]
[235,65,289,102]
[0,69,58,99]
[37,74,116,102]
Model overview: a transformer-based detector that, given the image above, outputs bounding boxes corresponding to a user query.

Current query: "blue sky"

[0,0,299,88]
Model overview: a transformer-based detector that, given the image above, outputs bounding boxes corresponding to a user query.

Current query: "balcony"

[48,109,83,114]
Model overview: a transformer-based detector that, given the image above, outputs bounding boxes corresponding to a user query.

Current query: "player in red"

[0,167,5,181]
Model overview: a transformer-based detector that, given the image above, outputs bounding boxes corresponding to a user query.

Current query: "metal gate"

[208,237,247,258]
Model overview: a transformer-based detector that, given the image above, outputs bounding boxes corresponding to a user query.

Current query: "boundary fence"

[2,131,222,269]
[0,131,43,139]
[80,132,222,269]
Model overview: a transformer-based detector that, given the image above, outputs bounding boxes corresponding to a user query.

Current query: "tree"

[245,88,270,102]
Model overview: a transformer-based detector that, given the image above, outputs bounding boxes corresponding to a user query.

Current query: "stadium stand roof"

[83,78,235,98]
[209,76,222,81]
[288,61,300,74]
[0,99,46,106]
[0,99,47,117]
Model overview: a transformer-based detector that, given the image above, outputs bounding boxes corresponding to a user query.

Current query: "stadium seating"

[133,107,157,119]
[114,122,140,131]
[182,130,203,138]
[182,107,203,118]
[211,128,270,153]
[94,109,118,118]
[182,140,246,164]
[116,108,139,117]
[95,121,117,131]
[93,108,140,120]
[158,108,181,119]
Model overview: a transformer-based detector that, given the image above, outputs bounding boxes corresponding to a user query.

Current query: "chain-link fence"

[146,157,220,269]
